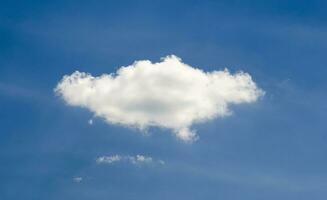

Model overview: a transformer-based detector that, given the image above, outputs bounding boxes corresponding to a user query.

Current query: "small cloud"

[55,55,264,142]
[96,155,121,164]
[127,154,153,165]
[96,154,164,166]
[88,119,93,125]
[73,177,83,183]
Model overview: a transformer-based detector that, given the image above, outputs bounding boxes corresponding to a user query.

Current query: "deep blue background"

[1,0,327,199]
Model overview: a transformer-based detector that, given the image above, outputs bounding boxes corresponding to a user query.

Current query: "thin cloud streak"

[96,154,164,166]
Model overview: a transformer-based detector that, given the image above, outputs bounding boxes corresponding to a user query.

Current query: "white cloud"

[73,177,83,183]
[128,155,153,164]
[55,55,264,142]
[96,154,163,166]
[96,155,121,164]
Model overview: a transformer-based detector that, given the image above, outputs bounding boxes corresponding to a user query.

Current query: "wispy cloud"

[166,162,327,192]
[0,82,43,100]
[73,177,83,183]
[96,154,164,166]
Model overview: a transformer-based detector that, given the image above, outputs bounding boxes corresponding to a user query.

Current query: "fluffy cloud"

[55,55,264,142]
[96,155,163,165]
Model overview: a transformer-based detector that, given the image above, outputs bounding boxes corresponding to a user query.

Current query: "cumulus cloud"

[96,154,163,166]
[55,55,264,142]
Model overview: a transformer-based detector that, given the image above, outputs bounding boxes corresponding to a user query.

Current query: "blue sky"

[1,0,327,199]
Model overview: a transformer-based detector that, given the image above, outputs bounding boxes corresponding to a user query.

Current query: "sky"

[1,0,327,199]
